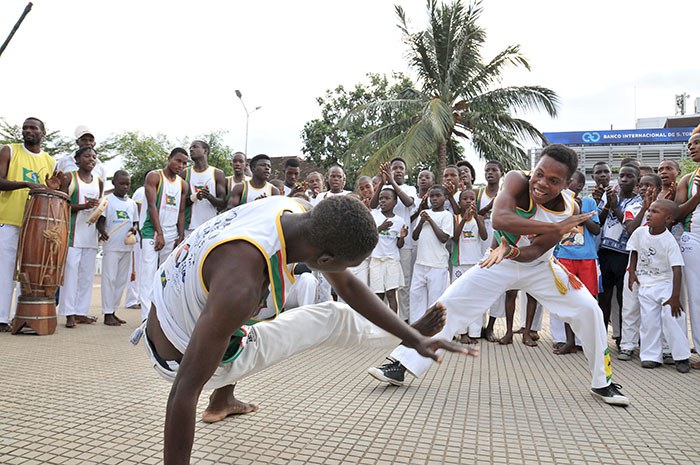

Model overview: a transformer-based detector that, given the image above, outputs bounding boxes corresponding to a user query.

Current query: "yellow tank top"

[0,144,56,226]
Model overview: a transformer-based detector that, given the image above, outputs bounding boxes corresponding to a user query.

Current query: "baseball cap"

[74,125,94,140]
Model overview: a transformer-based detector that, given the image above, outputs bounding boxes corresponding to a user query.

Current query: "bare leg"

[386,289,398,315]
[499,291,518,345]
[202,384,259,424]
[522,294,538,347]
[483,317,498,342]
[554,323,578,355]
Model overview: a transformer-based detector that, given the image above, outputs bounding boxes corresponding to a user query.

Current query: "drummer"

[0,117,64,332]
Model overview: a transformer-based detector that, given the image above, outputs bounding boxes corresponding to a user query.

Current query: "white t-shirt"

[101,194,138,252]
[454,214,484,265]
[380,183,417,249]
[371,210,406,261]
[626,226,684,288]
[414,209,453,268]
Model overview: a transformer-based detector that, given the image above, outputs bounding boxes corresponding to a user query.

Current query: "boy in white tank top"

[139,148,188,321]
[182,140,226,235]
[226,154,280,209]
[59,147,103,328]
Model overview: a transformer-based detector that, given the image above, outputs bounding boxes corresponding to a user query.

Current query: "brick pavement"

[2,282,700,465]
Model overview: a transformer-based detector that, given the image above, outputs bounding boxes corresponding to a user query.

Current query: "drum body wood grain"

[11,296,57,335]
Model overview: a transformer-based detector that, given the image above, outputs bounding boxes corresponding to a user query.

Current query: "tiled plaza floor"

[2,281,700,464]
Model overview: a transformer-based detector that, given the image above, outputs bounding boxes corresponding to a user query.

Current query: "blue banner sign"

[544,127,694,145]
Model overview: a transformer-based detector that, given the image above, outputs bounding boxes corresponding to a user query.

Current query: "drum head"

[30,188,70,202]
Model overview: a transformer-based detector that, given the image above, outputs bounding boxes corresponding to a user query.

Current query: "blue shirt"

[555,197,600,260]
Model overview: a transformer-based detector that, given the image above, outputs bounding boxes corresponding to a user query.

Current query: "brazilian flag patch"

[23,168,40,183]
[116,210,129,219]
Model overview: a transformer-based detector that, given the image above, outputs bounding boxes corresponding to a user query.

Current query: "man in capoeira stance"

[132,195,471,464]
[368,144,630,407]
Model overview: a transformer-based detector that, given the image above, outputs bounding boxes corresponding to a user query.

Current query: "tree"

[0,118,74,158]
[301,72,416,186]
[101,132,172,193]
[347,0,559,179]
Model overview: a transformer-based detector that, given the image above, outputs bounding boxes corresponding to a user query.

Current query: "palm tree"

[344,0,559,179]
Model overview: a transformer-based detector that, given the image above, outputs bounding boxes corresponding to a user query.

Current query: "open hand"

[663,295,683,318]
[556,212,594,236]
[409,334,477,363]
[479,236,511,268]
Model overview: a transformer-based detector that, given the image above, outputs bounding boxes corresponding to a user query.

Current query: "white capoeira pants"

[391,258,612,389]
[452,264,485,338]
[680,232,700,351]
[101,250,132,314]
[409,264,449,324]
[0,225,19,324]
[338,258,370,304]
[398,247,417,321]
[620,273,640,352]
[638,282,691,363]
[125,245,141,308]
[58,247,98,317]
[285,273,318,309]
[139,235,176,321]
[143,301,400,390]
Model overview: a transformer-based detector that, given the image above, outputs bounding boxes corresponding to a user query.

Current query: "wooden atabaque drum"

[11,189,70,335]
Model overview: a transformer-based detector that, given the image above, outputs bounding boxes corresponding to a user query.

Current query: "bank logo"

[582,132,601,143]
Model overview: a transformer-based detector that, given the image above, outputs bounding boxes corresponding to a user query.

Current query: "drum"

[15,189,70,298]
[11,296,57,335]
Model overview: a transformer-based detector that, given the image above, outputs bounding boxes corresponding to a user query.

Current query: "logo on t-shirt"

[22,168,40,183]
[166,194,177,206]
[116,210,129,219]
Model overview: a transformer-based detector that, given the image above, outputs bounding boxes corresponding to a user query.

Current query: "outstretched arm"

[164,242,266,465]
[325,270,466,362]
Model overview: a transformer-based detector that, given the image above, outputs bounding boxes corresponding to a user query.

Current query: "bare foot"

[482,327,498,343]
[459,334,477,344]
[113,313,127,324]
[552,342,564,350]
[202,396,258,423]
[514,327,524,335]
[522,332,538,347]
[411,303,446,337]
[553,342,577,355]
[691,361,700,370]
[499,332,513,345]
[75,315,97,324]
[66,316,76,328]
[0,323,11,333]
[529,331,540,341]
[104,314,122,326]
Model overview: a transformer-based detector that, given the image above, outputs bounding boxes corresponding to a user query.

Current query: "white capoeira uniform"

[140,196,398,389]
[183,166,218,236]
[239,179,275,204]
[476,186,506,319]
[125,187,145,308]
[627,226,689,363]
[410,209,453,323]
[451,214,486,338]
[389,191,613,389]
[680,168,700,352]
[139,170,182,320]
[100,193,138,315]
[59,171,101,317]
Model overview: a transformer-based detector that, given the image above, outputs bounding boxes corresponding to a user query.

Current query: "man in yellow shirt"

[0,117,61,332]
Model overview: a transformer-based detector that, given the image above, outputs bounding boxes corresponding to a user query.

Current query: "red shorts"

[557,258,599,296]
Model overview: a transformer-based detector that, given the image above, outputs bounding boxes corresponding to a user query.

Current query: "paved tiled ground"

[2,282,700,464]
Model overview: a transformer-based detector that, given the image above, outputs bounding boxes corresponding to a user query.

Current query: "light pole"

[235,89,261,155]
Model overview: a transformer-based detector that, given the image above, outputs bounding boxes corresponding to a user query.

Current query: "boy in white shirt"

[410,185,453,323]
[370,189,407,314]
[97,171,139,326]
[451,189,488,343]
[627,199,690,373]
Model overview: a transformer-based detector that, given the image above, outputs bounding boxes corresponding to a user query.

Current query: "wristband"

[504,246,521,259]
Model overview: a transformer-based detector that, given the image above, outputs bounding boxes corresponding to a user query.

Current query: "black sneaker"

[367,358,406,386]
[590,383,630,406]
[676,359,690,374]
[641,360,662,369]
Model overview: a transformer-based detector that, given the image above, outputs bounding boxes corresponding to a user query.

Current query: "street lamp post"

[235,89,261,155]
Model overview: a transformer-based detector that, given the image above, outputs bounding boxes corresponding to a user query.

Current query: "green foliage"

[679,156,699,176]
[349,0,558,180]
[301,72,417,185]
[0,117,74,158]
[101,132,171,193]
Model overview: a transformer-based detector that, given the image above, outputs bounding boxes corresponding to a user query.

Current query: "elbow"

[491,216,506,231]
